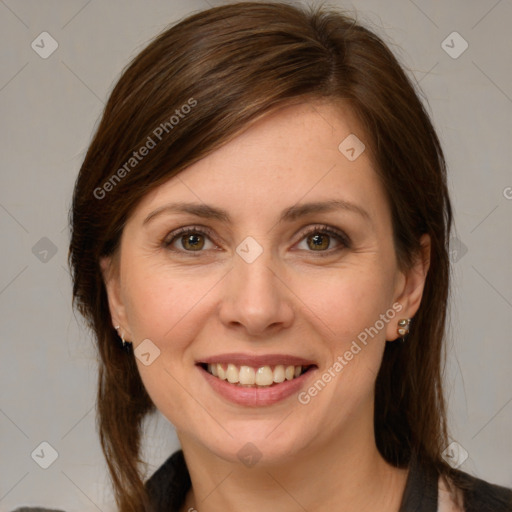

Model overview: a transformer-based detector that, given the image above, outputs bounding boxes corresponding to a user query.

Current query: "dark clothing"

[145,450,512,511]
[11,450,512,511]
[11,509,65,512]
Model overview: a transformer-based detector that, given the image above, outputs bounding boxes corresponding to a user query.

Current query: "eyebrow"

[142,199,371,226]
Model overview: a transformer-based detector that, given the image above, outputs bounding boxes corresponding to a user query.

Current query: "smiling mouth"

[198,363,315,388]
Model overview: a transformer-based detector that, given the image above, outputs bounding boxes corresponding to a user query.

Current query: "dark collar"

[146,450,439,512]
[398,453,438,512]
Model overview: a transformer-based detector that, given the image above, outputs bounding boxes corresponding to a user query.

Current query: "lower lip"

[198,365,316,407]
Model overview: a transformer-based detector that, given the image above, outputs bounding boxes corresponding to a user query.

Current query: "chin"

[190,419,315,468]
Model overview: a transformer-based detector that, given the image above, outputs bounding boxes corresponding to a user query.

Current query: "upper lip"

[197,353,317,367]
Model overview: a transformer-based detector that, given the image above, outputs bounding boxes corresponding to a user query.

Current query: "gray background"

[1,0,511,510]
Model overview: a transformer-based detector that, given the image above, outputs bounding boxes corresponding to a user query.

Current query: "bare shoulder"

[438,476,464,512]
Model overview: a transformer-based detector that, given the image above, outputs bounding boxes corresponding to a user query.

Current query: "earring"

[114,325,132,352]
[397,318,411,340]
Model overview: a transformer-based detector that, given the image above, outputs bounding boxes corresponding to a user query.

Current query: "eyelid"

[163,224,215,242]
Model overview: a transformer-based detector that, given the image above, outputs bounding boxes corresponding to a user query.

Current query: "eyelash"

[162,224,351,257]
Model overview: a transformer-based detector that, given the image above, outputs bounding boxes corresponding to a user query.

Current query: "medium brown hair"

[68,2,454,510]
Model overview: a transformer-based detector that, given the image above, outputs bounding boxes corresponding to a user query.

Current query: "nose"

[218,248,295,338]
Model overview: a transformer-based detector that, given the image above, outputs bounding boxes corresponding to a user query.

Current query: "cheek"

[123,276,175,341]
[298,264,395,342]
[297,264,395,392]
[121,260,222,347]
[121,264,217,427]
[299,270,394,403]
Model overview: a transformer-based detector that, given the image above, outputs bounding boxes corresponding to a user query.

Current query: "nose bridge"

[237,248,276,296]
[219,239,293,334]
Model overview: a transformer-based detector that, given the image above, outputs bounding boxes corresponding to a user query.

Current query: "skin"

[102,100,431,511]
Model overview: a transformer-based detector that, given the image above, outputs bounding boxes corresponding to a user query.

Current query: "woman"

[65,2,511,512]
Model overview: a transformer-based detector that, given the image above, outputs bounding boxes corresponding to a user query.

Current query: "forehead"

[130,100,389,227]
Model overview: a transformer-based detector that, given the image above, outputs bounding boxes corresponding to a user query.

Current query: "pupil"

[309,234,328,250]
[183,234,204,250]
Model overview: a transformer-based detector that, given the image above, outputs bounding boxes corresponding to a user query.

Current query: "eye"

[295,225,350,255]
[163,226,217,254]
[162,224,350,257]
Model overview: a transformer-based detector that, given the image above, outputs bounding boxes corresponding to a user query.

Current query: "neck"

[178,419,408,512]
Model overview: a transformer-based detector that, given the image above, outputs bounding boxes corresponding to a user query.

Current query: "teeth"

[217,364,226,380]
[273,365,285,383]
[255,366,273,386]
[239,366,256,385]
[226,363,239,383]
[206,363,307,386]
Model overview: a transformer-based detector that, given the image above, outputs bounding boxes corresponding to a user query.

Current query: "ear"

[386,234,431,341]
[100,255,132,341]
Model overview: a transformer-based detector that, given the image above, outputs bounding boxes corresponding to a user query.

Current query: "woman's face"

[103,101,428,465]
